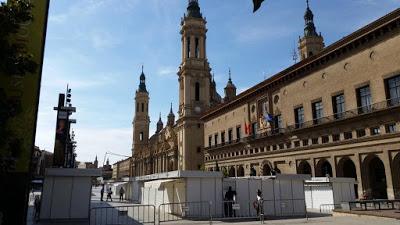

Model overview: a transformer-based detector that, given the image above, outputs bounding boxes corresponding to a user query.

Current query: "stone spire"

[94,155,98,168]
[224,68,236,102]
[298,0,324,60]
[186,0,202,18]
[156,113,163,133]
[138,65,147,93]
[304,0,317,37]
[167,103,175,127]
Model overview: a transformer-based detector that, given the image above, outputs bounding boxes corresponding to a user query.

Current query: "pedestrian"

[253,189,263,216]
[224,186,237,217]
[106,187,113,202]
[100,184,105,201]
[119,187,125,201]
[34,195,41,222]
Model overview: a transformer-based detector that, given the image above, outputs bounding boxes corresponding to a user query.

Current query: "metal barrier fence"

[158,201,211,223]
[158,199,308,224]
[213,200,263,220]
[319,204,341,214]
[90,204,155,225]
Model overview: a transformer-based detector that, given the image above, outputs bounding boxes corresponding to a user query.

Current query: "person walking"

[119,187,125,201]
[224,186,237,217]
[253,189,263,216]
[106,187,113,202]
[100,184,105,201]
[34,195,41,222]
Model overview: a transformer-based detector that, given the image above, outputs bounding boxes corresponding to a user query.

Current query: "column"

[182,37,185,60]
[352,154,363,199]
[310,159,316,177]
[199,36,205,58]
[330,156,337,177]
[190,36,195,58]
[381,152,395,199]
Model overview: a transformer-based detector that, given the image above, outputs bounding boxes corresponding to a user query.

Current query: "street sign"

[181,206,190,212]
[232,204,240,210]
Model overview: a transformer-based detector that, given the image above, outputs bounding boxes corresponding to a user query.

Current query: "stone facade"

[112,157,132,180]
[202,7,400,200]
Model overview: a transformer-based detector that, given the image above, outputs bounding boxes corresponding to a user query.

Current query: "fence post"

[158,204,161,225]
[209,201,212,225]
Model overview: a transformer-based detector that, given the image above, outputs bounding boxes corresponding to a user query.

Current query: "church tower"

[94,155,98,168]
[132,66,150,157]
[156,113,163,133]
[298,0,324,60]
[224,69,237,102]
[176,0,211,170]
[167,103,175,127]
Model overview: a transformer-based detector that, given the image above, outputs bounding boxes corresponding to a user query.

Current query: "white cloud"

[235,25,294,43]
[74,127,132,164]
[90,30,121,50]
[35,124,133,165]
[49,0,141,24]
[157,66,177,78]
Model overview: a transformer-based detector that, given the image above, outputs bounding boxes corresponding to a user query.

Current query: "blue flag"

[264,113,274,122]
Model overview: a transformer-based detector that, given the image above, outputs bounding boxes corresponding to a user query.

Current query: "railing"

[158,201,211,223]
[205,98,400,152]
[286,98,400,131]
[319,204,341,214]
[90,204,155,225]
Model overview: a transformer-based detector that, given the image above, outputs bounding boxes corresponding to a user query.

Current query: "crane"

[102,151,130,167]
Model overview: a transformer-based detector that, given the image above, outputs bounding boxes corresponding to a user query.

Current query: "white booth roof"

[134,170,223,181]
[45,168,102,177]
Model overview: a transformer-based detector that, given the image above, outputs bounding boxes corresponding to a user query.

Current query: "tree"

[0,0,37,173]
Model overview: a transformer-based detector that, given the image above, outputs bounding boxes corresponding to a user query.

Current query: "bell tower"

[176,0,211,170]
[298,0,324,60]
[132,66,150,157]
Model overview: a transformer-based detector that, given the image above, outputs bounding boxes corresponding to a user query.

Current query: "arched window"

[187,36,191,58]
[195,82,200,101]
[136,103,139,112]
[195,37,199,58]
[141,103,144,112]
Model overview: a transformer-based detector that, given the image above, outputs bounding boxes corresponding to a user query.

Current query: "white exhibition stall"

[304,177,356,210]
[223,175,309,217]
[132,171,309,218]
[40,168,101,221]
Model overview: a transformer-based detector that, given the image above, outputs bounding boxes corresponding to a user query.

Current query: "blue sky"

[35,0,400,165]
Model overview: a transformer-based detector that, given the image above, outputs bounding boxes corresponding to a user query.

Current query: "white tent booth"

[131,171,309,218]
[304,177,356,211]
[223,174,309,217]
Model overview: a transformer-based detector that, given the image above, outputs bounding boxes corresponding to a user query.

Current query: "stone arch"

[337,157,359,198]
[237,165,245,177]
[362,154,388,199]
[228,166,236,177]
[337,157,357,179]
[297,160,312,175]
[262,161,273,176]
[392,153,400,199]
[315,159,333,177]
